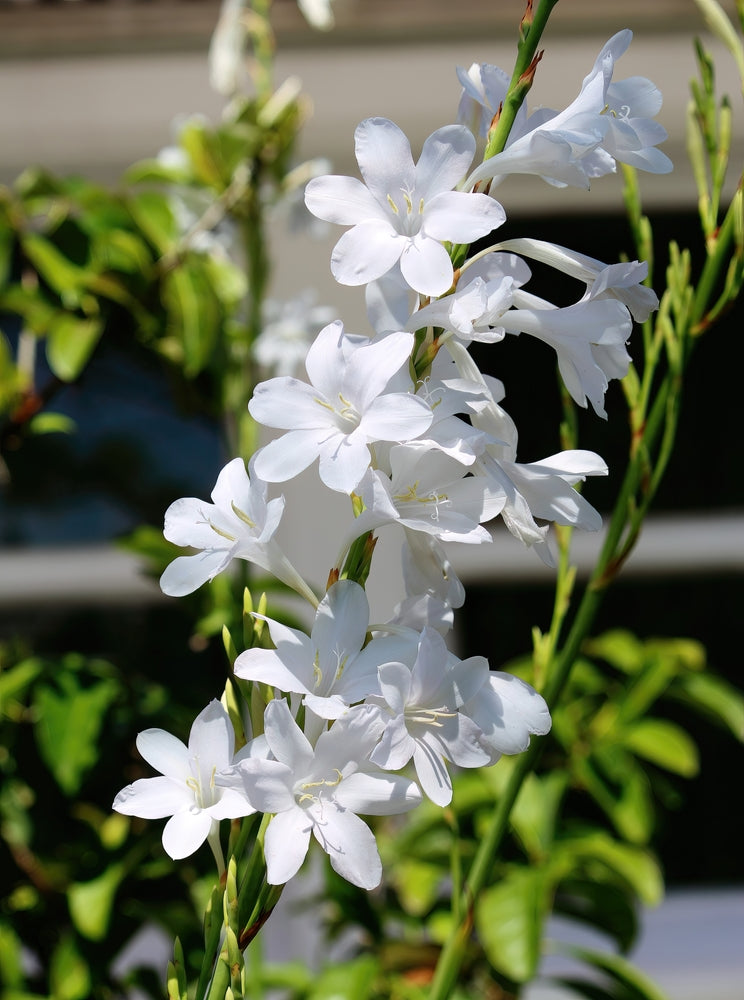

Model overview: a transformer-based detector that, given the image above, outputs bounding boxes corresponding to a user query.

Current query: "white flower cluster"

[115,31,666,890]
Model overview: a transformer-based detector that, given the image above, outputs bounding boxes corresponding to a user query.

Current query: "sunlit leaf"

[49,934,91,1000]
[554,832,663,907]
[34,671,119,796]
[671,671,744,739]
[476,865,551,983]
[622,719,699,776]
[309,955,379,999]
[128,191,178,255]
[46,315,103,382]
[161,257,222,376]
[67,862,126,941]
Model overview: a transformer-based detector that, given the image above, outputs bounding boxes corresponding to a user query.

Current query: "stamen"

[209,522,237,541]
[387,194,400,214]
[231,501,256,528]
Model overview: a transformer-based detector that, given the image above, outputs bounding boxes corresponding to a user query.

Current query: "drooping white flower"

[500,290,633,417]
[494,238,659,322]
[462,672,552,764]
[249,321,433,494]
[305,117,506,296]
[388,530,466,635]
[159,457,317,606]
[226,699,421,889]
[112,700,257,861]
[466,30,671,191]
[367,627,491,806]
[457,62,516,139]
[446,339,607,565]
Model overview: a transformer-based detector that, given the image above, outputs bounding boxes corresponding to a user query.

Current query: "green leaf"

[309,955,379,1000]
[46,314,103,382]
[34,670,119,795]
[49,935,91,1000]
[555,945,671,1000]
[584,631,646,674]
[553,878,639,953]
[622,719,699,777]
[0,920,25,987]
[161,257,222,376]
[671,671,744,739]
[21,234,87,307]
[0,657,43,711]
[91,228,153,275]
[0,225,14,289]
[509,770,568,860]
[577,751,654,844]
[476,865,551,983]
[67,862,126,941]
[554,832,663,907]
[128,191,178,254]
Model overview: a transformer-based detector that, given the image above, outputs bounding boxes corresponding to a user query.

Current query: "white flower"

[367,627,491,806]
[409,253,532,343]
[112,700,256,860]
[159,457,318,606]
[249,321,433,494]
[234,580,405,724]
[254,292,337,377]
[305,117,505,296]
[349,446,505,547]
[228,700,421,889]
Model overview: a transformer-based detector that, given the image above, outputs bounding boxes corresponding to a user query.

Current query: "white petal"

[317,433,372,494]
[344,331,414,411]
[234,646,312,695]
[249,377,331,430]
[313,804,382,889]
[336,771,421,815]
[330,221,403,286]
[424,190,505,243]
[252,429,323,483]
[312,580,369,672]
[113,776,189,819]
[188,700,235,771]
[304,174,385,225]
[359,393,433,443]
[136,728,189,777]
[264,698,314,772]
[400,236,454,297]
[413,740,452,806]
[159,549,232,597]
[264,808,312,884]
[161,811,213,860]
[354,117,415,205]
[415,124,475,198]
